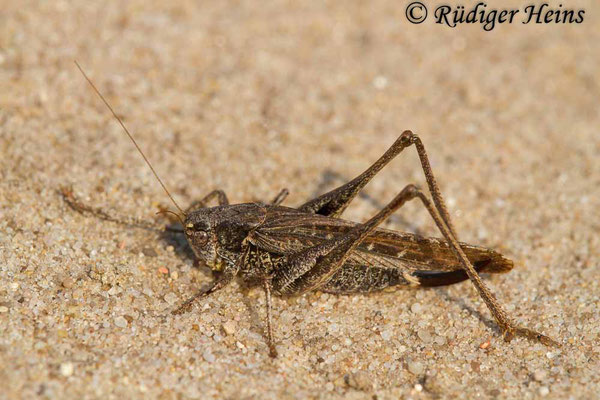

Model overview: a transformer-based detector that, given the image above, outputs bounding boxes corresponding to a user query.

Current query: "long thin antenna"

[74,60,186,217]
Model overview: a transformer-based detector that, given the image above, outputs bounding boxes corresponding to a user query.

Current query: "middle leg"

[263,278,278,357]
[171,275,234,315]
[185,189,229,214]
[270,188,289,206]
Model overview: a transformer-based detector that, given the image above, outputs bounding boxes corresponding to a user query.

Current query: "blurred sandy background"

[1,0,599,399]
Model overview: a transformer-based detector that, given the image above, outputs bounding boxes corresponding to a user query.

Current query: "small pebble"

[408,360,424,375]
[539,386,550,396]
[411,303,422,313]
[345,371,373,391]
[142,247,158,257]
[380,328,393,341]
[158,267,169,275]
[61,277,74,289]
[417,329,432,343]
[203,349,216,363]
[222,321,236,335]
[164,293,178,305]
[434,335,447,345]
[114,316,128,328]
[186,386,201,399]
[0,306,8,313]
[533,369,548,382]
[60,362,74,377]
[373,75,388,90]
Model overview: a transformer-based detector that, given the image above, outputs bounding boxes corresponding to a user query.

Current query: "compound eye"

[185,222,209,244]
[194,230,208,244]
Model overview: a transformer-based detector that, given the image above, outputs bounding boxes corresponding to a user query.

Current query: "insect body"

[64,62,558,357]
[185,201,513,295]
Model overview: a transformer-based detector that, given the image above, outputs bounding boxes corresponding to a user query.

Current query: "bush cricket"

[62,61,559,357]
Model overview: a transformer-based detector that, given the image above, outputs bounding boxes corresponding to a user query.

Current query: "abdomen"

[320,264,419,294]
[320,258,498,294]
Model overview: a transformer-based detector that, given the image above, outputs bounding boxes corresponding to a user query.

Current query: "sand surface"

[1,1,599,399]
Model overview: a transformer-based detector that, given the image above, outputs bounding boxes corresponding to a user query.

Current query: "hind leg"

[299,131,457,238]
[282,184,558,346]
[400,187,557,346]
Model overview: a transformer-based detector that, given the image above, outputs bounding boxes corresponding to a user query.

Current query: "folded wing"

[249,206,513,289]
